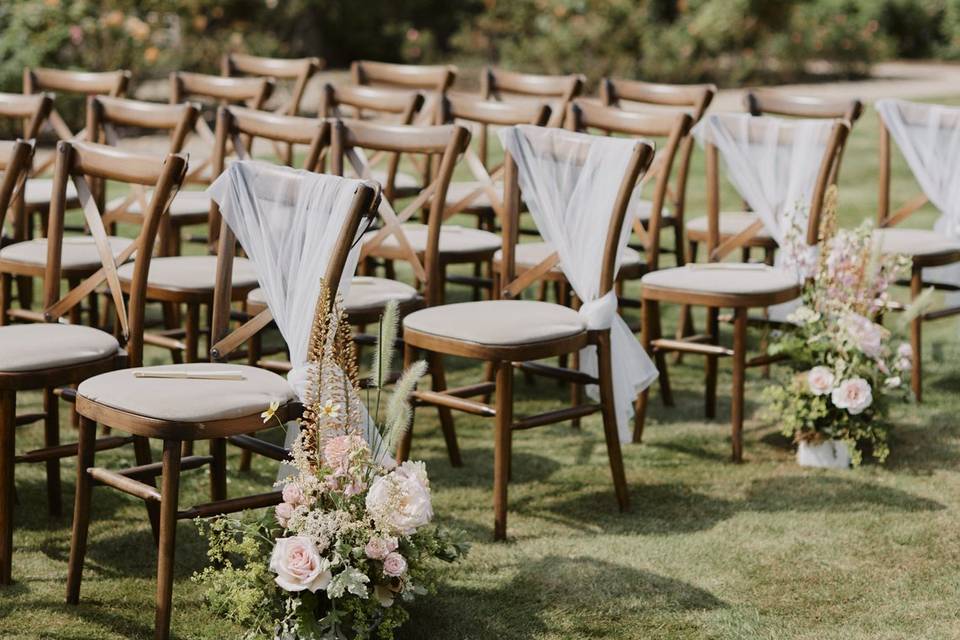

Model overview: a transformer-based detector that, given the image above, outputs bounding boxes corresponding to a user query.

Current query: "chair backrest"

[569,99,694,271]
[481,66,584,128]
[42,141,187,366]
[441,91,550,219]
[0,92,53,140]
[207,105,331,243]
[330,119,471,305]
[169,72,274,184]
[497,126,655,300]
[351,60,455,125]
[222,53,321,117]
[0,140,37,243]
[699,114,850,262]
[876,99,960,231]
[208,165,381,363]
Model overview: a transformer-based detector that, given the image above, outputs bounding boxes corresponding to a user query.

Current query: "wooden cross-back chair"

[351,60,455,126]
[480,66,584,138]
[320,83,424,200]
[0,139,186,587]
[637,118,851,463]
[222,52,321,164]
[875,102,960,402]
[399,128,655,540]
[65,164,379,640]
[0,97,199,329]
[169,71,274,187]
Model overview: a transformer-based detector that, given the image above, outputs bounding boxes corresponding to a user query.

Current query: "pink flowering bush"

[764,187,912,465]
[194,298,467,639]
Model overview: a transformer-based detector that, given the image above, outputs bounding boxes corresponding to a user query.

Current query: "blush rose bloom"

[365,536,398,560]
[275,502,294,528]
[366,461,434,535]
[282,483,305,506]
[269,536,332,593]
[830,378,873,415]
[806,366,835,396]
[323,434,366,472]
[382,552,408,577]
[842,313,886,358]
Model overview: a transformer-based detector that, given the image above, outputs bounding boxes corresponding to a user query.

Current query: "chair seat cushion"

[24,178,78,206]
[493,241,643,273]
[77,363,296,422]
[444,180,503,210]
[629,198,672,222]
[364,223,501,256]
[367,169,420,193]
[248,276,420,316]
[641,265,799,295]
[686,211,772,238]
[106,189,211,218]
[0,236,134,270]
[403,299,585,346]
[873,228,960,258]
[118,255,258,292]
[0,323,119,373]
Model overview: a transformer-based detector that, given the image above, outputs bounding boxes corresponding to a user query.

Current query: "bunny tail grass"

[899,286,937,327]
[370,300,400,389]
[382,359,428,456]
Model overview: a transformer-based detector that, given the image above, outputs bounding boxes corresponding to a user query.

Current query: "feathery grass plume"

[816,185,839,274]
[370,300,400,389]
[898,286,937,327]
[380,359,427,456]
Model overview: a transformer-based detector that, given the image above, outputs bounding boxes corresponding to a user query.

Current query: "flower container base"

[797,440,851,469]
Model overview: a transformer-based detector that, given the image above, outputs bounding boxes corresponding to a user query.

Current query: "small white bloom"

[806,366,836,396]
[897,343,913,361]
[831,378,873,415]
[884,376,901,389]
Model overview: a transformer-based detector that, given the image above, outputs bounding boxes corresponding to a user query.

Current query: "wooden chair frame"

[65,169,378,640]
[0,92,52,246]
[877,108,960,401]
[401,131,655,539]
[637,119,851,462]
[351,60,455,125]
[0,140,186,586]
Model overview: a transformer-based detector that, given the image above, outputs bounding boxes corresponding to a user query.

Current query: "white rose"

[366,465,434,535]
[830,378,873,415]
[884,376,901,389]
[269,536,332,593]
[806,366,835,396]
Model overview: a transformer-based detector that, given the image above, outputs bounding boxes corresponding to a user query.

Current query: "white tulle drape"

[498,125,659,443]
[876,99,960,304]
[207,161,376,463]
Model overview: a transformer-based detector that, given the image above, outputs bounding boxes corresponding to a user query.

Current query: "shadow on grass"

[884,408,960,475]
[2,597,155,639]
[419,447,562,488]
[400,556,724,640]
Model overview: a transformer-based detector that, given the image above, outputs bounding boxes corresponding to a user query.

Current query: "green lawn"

[2,97,960,639]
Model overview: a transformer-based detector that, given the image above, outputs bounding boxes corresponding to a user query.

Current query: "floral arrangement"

[194,293,468,639]
[764,187,915,465]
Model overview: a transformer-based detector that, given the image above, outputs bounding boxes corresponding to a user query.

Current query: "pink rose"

[365,536,398,560]
[323,434,367,472]
[275,502,294,528]
[897,343,913,360]
[269,536,331,593]
[831,378,873,415]
[282,483,305,506]
[382,552,407,577]
[806,366,835,396]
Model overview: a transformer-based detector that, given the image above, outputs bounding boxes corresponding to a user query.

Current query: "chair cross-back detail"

[874,98,960,402]
[0,140,186,587]
[351,60,455,126]
[637,115,850,462]
[0,92,51,240]
[65,162,379,640]
[400,126,656,540]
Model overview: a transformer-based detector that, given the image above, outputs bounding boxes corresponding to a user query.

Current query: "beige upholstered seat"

[0,236,134,270]
[403,299,585,346]
[117,255,258,292]
[24,178,78,206]
[364,223,501,256]
[641,264,798,295]
[106,189,211,219]
[77,363,296,422]
[444,180,503,209]
[873,228,960,257]
[0,324,119,373]
[247,276,419,316]
[686,211,772,239]
[367,169,420,193]
[493,241,642,273]
[628,198,672,222]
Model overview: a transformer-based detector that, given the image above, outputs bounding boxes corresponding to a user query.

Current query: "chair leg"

[209,438,227,502]
[675,239,699,363]
[240,327,258,472]
[162,303,183,365]
[155,439,182,640]
[428,352,462,467]
[651,303,673,407]
[597,332,629,511]
[133,436,161,544]
[910,266,923,403]
[493,361,513,541]
[43,388,62,517]
[0,273,10,326]
[570,348,583,429]
[67,278,82,325]
[731,307,747,463]
[66,415,97,603]
[634,298,655,443]
[181,304,201,459]
[396,342,417,464]
[0,390,15,585]
[705,307,719,420]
